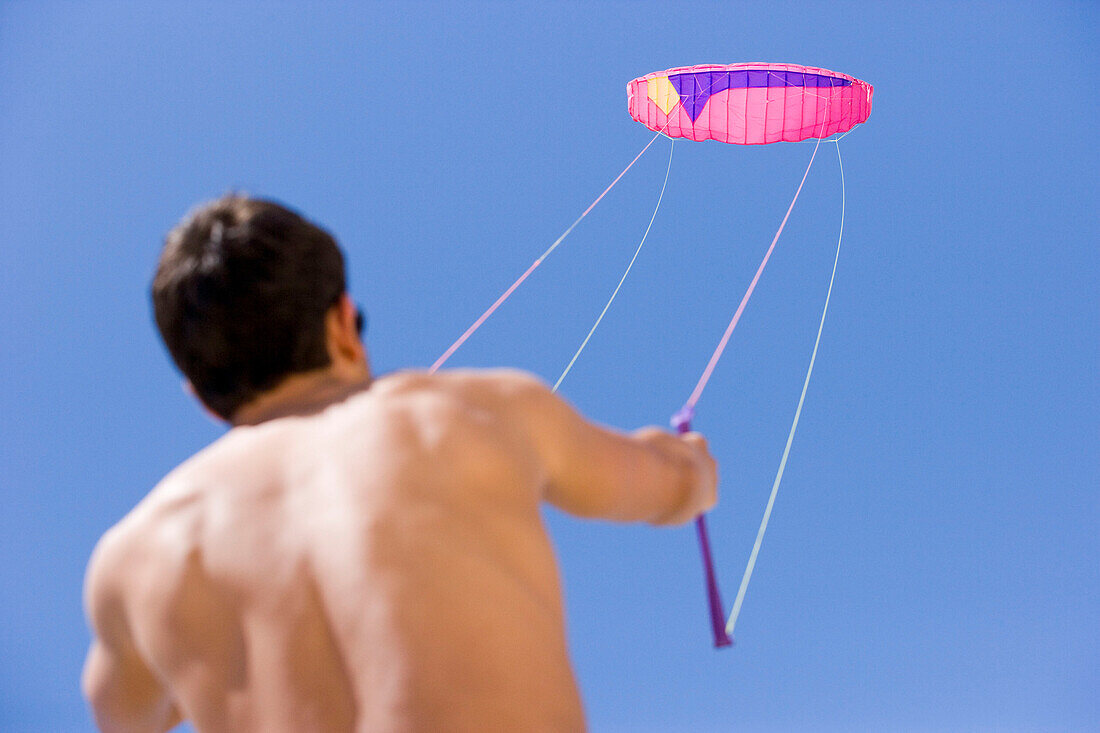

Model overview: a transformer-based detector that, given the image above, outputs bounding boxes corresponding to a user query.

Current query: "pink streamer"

[684,138,824,410]
[429,260,540,373]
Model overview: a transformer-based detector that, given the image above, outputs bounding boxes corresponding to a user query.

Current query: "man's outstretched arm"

[495,371,718,524]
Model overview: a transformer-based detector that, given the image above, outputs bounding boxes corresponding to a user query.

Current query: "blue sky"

[1,1,1096,731]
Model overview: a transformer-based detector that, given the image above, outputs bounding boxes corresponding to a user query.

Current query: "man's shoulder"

[334,369,557,457]
[367,368,549,405]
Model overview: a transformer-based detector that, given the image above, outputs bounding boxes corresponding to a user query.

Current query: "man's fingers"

[680,432,718,512]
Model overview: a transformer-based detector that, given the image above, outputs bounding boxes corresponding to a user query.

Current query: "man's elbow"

[86,697,180,733]
[83,667,133,733]
[83,644,115,728]
[82,645,179,733]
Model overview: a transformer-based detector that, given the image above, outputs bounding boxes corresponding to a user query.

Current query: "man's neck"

[231,370,372,427]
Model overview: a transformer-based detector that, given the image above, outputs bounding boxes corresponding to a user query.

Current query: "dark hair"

[152,194,347,420]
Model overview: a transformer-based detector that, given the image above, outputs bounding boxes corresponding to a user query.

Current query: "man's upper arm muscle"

[83,528,181,733]
[494,371,716,525]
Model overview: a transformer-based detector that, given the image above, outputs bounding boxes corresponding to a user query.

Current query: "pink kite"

[628,62,872,144]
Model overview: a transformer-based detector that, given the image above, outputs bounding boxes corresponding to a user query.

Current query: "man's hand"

[679,430,719,517]
[629,427,718,525]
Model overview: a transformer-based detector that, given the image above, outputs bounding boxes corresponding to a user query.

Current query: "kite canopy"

[628,63,873,145]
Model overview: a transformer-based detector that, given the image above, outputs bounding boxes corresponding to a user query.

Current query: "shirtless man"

[82,195,718,732]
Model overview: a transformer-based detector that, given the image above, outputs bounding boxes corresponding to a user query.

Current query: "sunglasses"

[355,306,367,337]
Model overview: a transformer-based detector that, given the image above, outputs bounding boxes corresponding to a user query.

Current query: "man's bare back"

[83,369,717,732]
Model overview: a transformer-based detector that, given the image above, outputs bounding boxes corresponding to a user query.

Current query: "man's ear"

[326,293,367,366]
[183,380,228,425]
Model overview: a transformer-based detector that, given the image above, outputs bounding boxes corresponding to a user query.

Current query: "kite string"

[725,139,846,637]
[676,105,834,648]
[552,137,675,393]
[429,130,666,373]
[672,137,824,648]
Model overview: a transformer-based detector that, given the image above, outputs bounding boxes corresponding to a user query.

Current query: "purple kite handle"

[672,406,733,649]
